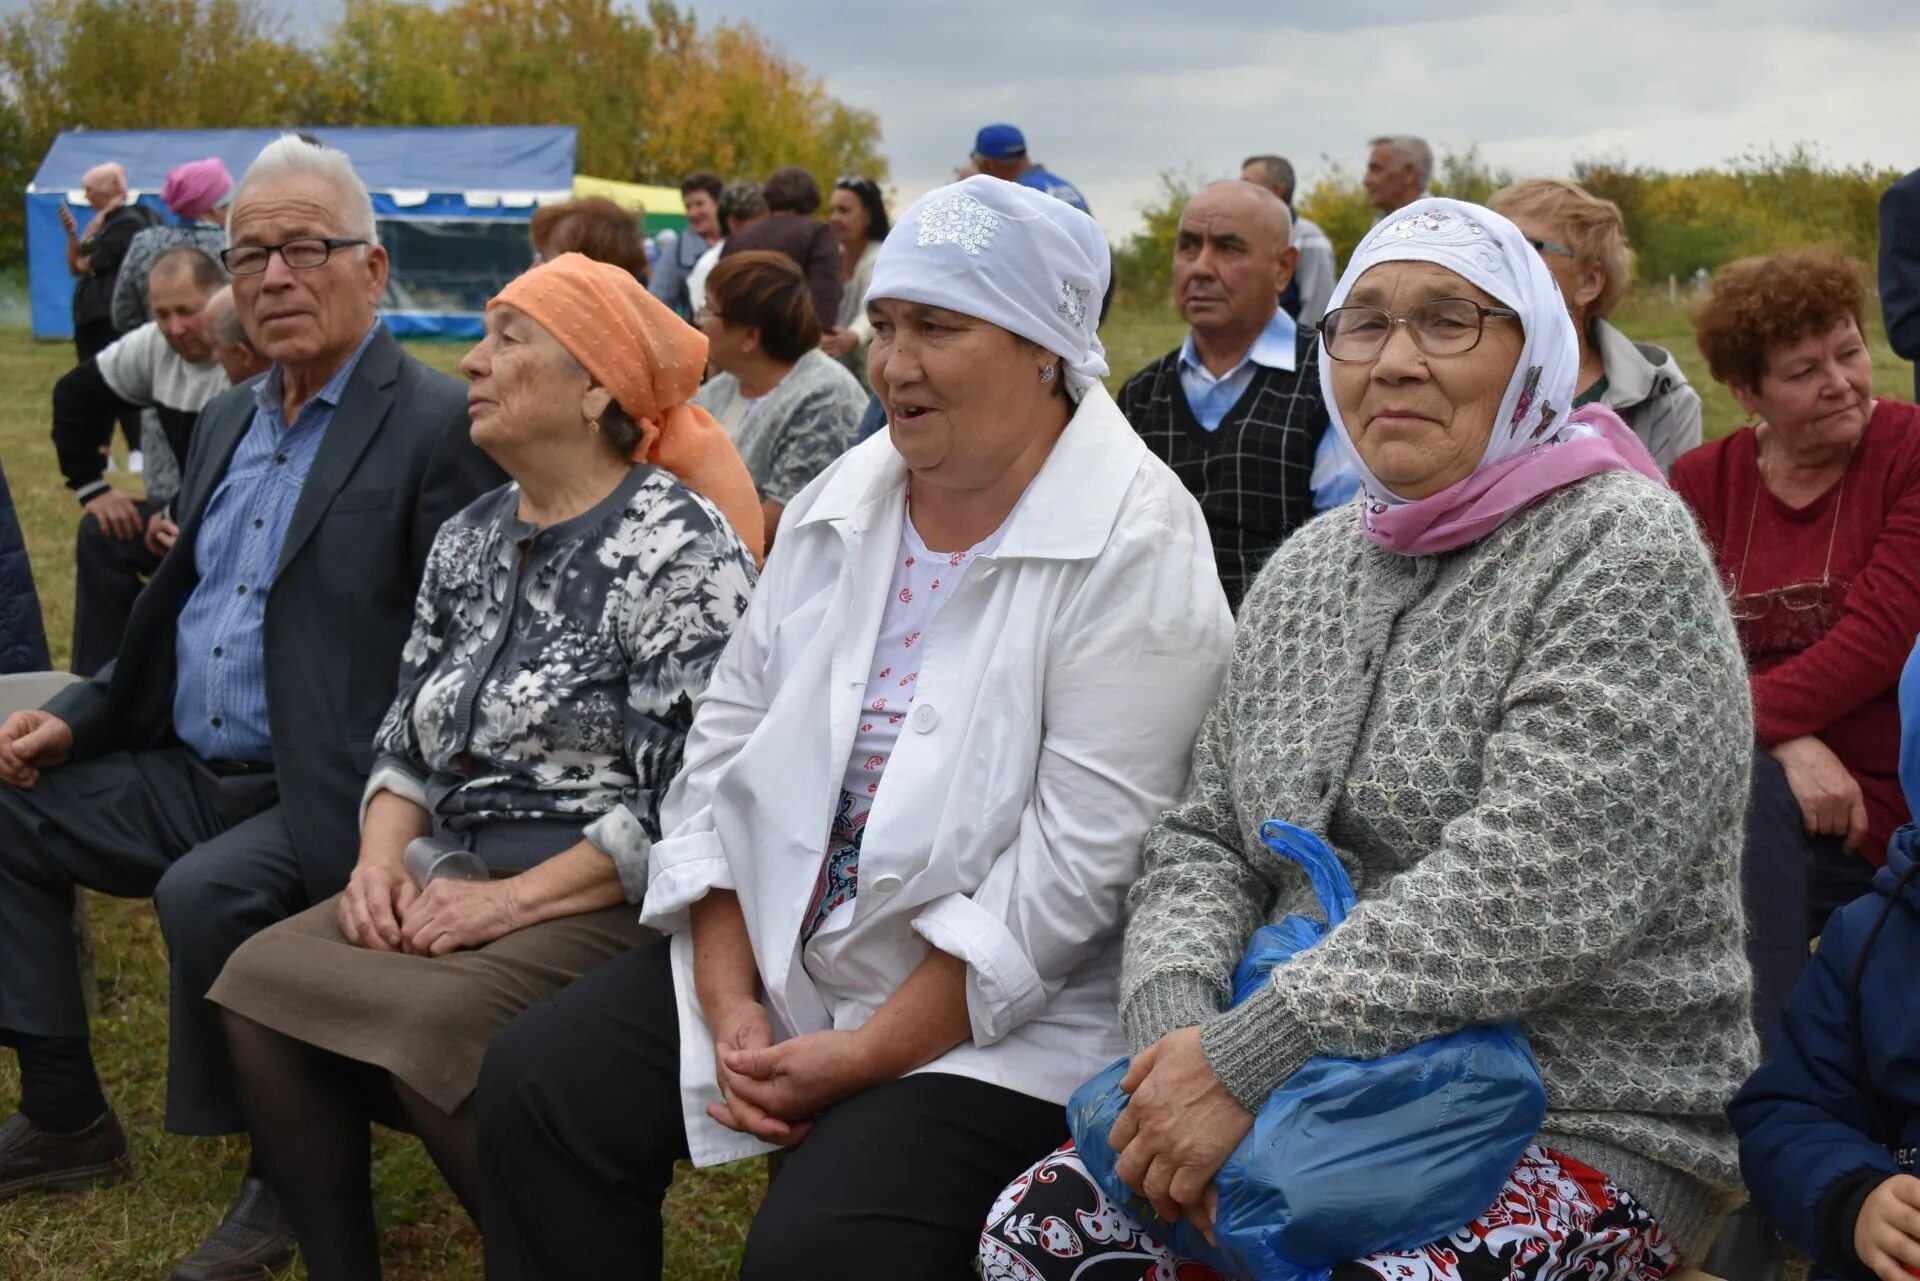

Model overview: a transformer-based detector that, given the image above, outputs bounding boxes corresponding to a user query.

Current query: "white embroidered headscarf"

[865,175,1110,394]
[1316,197,1661,554]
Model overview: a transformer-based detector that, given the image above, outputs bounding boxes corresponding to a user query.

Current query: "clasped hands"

[338,852,524,956]
[1107,1025,1253,1247]
[703,1000,879,1148]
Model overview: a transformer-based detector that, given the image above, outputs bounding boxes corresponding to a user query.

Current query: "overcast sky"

[676,0,1918,238]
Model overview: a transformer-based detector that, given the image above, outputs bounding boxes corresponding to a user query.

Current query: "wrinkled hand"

[818,328,857,359]
[145,510,178,556]
[1109,1026,1252,1241]
[397,876,522,956]
[1855,1174,1920,1281]
[58,205,78,237]
[721,1029,874,1130]
[338,852,418,951]
[0,711,74,789]
[85,490,144,541]
[1771,734,1869,853]
[706,1000,810,1146]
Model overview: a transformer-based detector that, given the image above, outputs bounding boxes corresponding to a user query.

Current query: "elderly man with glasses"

[0,134,501,1281]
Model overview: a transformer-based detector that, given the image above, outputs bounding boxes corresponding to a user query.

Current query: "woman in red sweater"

[1674,249,1920,947]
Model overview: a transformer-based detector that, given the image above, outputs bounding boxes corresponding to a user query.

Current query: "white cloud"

[686,0,1918,238]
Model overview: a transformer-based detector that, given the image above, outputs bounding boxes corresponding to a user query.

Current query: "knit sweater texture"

[1120,470,1760,1265]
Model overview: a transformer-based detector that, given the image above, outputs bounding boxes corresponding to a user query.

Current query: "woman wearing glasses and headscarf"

[983,198,1759,1281]
[473,176,1234,1281]
[1674,249,1920,939]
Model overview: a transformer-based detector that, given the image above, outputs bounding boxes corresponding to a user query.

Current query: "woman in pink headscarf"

[112,156,234,331]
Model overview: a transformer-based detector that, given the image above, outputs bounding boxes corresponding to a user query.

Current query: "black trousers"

[0,748,303,1134]
[1741,751,1885,1054]
[70,495,165,677]
[475,940,1069,1281]
[71,318,141,455]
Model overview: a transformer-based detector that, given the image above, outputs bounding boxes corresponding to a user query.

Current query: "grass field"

[0,296,1911,1279]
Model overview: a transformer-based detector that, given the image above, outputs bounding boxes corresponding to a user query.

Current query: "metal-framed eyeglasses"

[220,237,370,276]
[1319,297,1520,362]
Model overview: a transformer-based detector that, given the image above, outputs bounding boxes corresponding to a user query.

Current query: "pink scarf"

[1361,404,1664,555]
[1318,200,1670,557]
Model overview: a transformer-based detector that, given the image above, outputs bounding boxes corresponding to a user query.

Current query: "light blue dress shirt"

[173,325,380,761]
[1311,429,1364,511]
[1177,308,1299,432]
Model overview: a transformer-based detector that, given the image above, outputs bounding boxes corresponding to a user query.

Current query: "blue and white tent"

[26,125,578,340]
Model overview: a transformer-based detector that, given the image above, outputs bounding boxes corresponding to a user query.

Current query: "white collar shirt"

[640,385,1235,1166]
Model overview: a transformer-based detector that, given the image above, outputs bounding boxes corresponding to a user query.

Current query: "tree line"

[1114,145,1904,311]
[0,0,891,264]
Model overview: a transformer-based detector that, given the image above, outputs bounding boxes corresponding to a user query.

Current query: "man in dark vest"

[1116,180,1327,610]
[0,134,502,1280]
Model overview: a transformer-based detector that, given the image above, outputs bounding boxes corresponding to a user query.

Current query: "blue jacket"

[1730,824,1920,1279]
[1881,169,1920,400]
[0,455,50,675]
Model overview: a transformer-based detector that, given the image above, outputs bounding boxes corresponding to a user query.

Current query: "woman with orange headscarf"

[204,254,762,1280]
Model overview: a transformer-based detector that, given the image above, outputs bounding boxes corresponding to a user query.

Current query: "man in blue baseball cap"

[971,123,1091,215]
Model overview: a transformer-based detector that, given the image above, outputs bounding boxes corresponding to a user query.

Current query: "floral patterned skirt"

[979,1142,1678,1281]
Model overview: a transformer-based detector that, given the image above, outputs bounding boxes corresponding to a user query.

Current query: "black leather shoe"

[0,1109,130,1200]
[169,1176,298,1281]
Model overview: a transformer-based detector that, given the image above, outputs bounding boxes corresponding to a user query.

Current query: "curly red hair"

[1691,248,1866,391]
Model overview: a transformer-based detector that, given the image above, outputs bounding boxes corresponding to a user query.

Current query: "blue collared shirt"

[1311,428,1364,511]
[1177,308,1298,432]
[173,325,381,761]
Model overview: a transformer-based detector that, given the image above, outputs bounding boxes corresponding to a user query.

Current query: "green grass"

[0,297,1911,1278]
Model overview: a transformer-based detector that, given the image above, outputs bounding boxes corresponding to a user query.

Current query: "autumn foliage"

[0,0,890,262]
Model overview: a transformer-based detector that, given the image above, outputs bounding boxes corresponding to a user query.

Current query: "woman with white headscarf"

[982,199,1759,1281]
[473,176,1235,1280]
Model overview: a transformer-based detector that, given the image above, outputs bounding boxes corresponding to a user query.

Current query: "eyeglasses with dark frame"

[220,237,370,276]
[1525,236,1576,259]
[1319,297,1521,362]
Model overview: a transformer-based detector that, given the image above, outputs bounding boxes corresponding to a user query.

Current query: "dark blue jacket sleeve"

[0,457,51,675]
[1880,170,1920,398]
[1730,904,1900,1277]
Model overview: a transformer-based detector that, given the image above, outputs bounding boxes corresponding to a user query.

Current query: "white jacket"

[641,385,1234,1166]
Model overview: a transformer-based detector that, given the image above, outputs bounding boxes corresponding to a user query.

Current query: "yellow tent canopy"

[572,175,688,234]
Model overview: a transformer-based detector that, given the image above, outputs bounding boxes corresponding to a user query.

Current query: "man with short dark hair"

[1116,181,1326,609]
[1240,153,1336,326]
[970,123,1091,214]
[648,170,725,320]
[1364,134,1432,217]
[54,248,232,674]
[719,166,843,326]
[0,134,502,1280]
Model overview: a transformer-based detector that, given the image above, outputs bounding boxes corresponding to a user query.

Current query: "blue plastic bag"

[1069,820,1546,1281]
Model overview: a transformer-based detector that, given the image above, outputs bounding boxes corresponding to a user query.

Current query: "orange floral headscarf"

[490,253,765,562]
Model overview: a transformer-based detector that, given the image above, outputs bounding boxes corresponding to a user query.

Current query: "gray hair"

[227,134,377,247]
[719,179,768,234]
[206,287,248,348]
[1368,135,1433,189]
[1241,154,1296,204]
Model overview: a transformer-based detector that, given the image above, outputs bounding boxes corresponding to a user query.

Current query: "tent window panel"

[377,218,532,314]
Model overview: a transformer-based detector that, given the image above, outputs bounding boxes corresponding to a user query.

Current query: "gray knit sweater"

[1120,470,1760,1264]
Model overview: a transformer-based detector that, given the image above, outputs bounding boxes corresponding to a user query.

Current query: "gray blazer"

[48,325,504,899]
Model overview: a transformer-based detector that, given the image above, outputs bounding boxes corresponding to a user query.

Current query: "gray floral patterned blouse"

[367,466,757,900]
